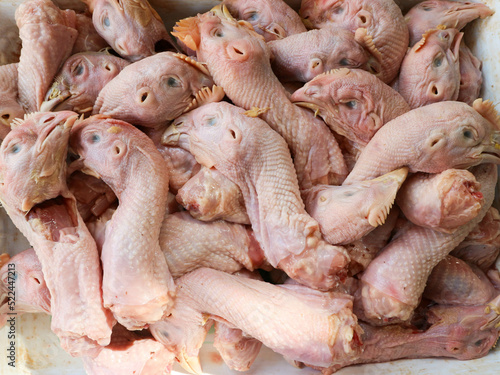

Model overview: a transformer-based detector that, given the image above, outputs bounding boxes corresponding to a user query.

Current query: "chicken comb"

[173,53,211,76]
[9,117,25,129]
[414,28,441,52]
[355,28,382,61]
[244,106,270,117]
[172,16,201,51]
[321,68,351,79]
[473,98,500,131]
[182,85,225,114]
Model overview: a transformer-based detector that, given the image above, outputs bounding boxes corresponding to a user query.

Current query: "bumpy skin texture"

[151,268,363,369]
[164,102,349,290]
[0,63,24,140]
[320,303,500,374]
[291,68,410,147]
[72,13,109,54]
[423,255,497,306]
[83,0,176,62]
[177,166,250,224]
[299,0,409,84]
[398,28,462,109]
[70,116,175,330]
[82,325,175,375]
[343,100,500,185]
[42,51,130,114]
[16,0,78,113]
[303,168,407,245]
[223,0,307,41]
[405,0,494,46]
[451,207,500,272]
[94,52,215,127]
[458,41,483,106]
[160,211,264,278]
[172,7,347,188]
[268,27,371,83]
[0,112,113,356]
[0,249,51,323]
[396,169,484,233]
[357,163,497,324]
[213,321,263,371]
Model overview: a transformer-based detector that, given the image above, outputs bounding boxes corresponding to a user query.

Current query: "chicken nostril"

[233,46,244,55]
[140,92,149,103]
[33,277,41,284]
[359,15,367,24]
[1,113,10,120]
[431,86,439,96]
[229,129,236,139]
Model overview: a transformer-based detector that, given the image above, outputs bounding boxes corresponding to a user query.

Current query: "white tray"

[1,0,499,374]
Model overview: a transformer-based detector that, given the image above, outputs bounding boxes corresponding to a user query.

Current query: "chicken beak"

[481,294,500,330]
[178,350,203,375]
[293,102,321,117]
[162,123,185,147]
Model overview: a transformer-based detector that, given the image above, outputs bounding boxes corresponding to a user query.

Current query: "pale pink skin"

[70,116,175,330]
[151,268,363,369]
[320,303,500,374]
[268,27,372,83]
[423,255,497,306]
[0,63,24,140]
[223,0,307,41]
[177,166,250,224]
[357,163,497,324]
[398,28,463,109]
[405,0,495,46]
[0,249,51,320]
[396,169,484,234]
[16,0,78,113]
[291,68,410,147]
[72,13,109,54]
[303,168,406,245]
[161,211,264,278]
[83,0,176,62]
[299,0,409,84]
[93,52,214,127]
[177,9,347,187]
[164,102,349,290]
[458,41,483,106]
[0,111,114,356]
[43,51,130,114]
[213,321,263,371]
[343,101,500,185]
[451,207,500,272]
[82,325,175,375]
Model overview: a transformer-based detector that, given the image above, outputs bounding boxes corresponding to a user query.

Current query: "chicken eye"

[103,16,110,27]
[206,117,217,126]
[422,6,432,11]
[90,133,101,143]
[463,129,474,139]
[10,144,21,154]
[344,100,357,109]
[339,58,350,66]
[212,28,224,37]
[333,6,344,14]
[433,56,443,68]
[246,11,258,21]
[74,64,84,76]
[167,77,180,87]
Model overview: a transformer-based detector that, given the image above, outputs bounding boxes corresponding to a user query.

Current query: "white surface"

[1,0,500,374]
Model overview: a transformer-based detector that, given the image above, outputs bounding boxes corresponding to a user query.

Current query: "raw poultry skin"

[173,5,348,188]
[163,101,349,290]
[81,0,176,61]
[268,27,371,83]
[151,268,363,370]
[72,13,109,54]
[292,67,410,146]
[457,41,483,106]
[343,100,500,184]
[357,163,497,324]
[0,111,114,356]
[222,0,307,41]
[396,169,484,233]
[16,0,78,113]
[299,0,409,84]
[70,116,175,330]
[93,52,220,127]
[177,166,250,224]
[423,255,497,306]
[42,51,130,113]
[405,0,494,46]
[0,63,24,140]
[303,168,407,245]
[398,27,462,109]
